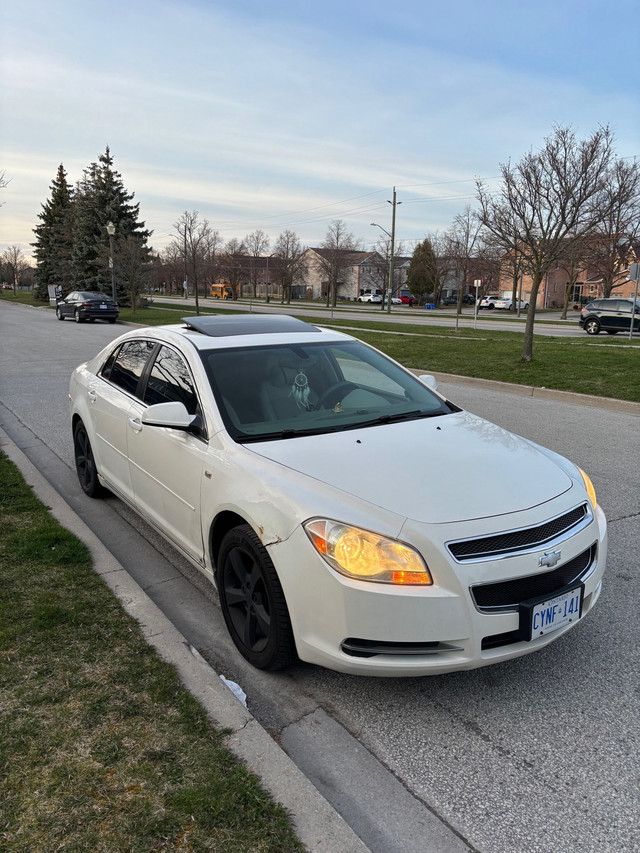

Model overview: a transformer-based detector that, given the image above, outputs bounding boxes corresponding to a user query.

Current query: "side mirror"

[418,374,438,391]
[142,401,196,430]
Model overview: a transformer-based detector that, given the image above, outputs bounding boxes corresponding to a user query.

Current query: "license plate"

[100,303,107,309]
[521,584,584,640]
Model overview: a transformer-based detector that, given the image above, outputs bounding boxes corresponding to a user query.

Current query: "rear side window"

[105,340,155,395]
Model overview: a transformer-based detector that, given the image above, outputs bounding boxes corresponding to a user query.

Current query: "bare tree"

[318,220,358,307]
[446,207,483,328]
[584,156,640,297]
[171,210,213,314]
[370,235,406,311]
[2,245,30,291]
[202,229,223,293]
[274,229,306,303]
[221,238,247,299]
[0,170,9,206]
[477,125,619,361]
[244,230,270,297]
[157,244,184,294]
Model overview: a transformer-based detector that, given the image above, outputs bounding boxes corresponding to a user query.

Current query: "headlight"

[303,519,432,585]
[578,468,597,509]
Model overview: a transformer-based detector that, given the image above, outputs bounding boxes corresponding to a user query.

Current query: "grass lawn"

[4,291,639,402]
[0,452,304,853]
[118,301,640,403]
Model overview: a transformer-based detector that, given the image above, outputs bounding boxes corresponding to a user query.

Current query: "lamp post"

[106,221,117,303]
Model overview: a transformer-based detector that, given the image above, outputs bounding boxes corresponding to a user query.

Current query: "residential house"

[498,237,639,308]
[300,248,387,300]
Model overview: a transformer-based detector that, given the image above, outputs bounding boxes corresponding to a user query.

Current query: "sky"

[1,0,638,261]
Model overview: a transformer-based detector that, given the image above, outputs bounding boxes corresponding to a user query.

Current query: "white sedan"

[69,314,606,676]
[495,298,529,310]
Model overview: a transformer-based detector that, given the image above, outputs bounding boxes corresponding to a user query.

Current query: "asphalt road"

[2,301,639,853]
[151,294,589,337]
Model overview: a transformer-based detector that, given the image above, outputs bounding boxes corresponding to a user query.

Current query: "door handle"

[129,417,143,432]
[87,390,97,402]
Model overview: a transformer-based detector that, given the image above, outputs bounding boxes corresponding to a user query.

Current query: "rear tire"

[74,309,83,324]
[217,525,297,670]
[605,330,618,335]
[73,421,104,498]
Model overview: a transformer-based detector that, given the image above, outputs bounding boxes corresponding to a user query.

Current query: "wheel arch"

[208,510,251,571]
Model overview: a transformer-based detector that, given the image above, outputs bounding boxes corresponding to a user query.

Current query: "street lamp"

[106,221,117,303]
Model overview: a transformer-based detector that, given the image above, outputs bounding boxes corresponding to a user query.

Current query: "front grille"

[448,504,589,562]
[471,544,596,612]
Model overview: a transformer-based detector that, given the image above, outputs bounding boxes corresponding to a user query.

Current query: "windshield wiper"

[355,410,446,428]
[237,427,328,443]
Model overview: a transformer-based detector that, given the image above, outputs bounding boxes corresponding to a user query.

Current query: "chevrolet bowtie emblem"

[539,550,562,569]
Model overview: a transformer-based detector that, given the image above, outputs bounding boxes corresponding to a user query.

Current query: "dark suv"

[579,298,640,335]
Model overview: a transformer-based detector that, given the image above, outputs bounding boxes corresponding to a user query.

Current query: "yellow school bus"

[210,284,234,299]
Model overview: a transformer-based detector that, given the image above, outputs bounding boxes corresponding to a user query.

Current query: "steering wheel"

[315,381,358,410]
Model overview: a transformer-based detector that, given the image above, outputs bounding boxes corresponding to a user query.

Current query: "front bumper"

[268,502,607,676]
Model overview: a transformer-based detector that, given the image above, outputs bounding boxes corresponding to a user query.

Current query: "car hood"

[248,411,573,524]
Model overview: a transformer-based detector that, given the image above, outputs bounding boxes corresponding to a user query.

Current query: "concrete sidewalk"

[0,424,370,853]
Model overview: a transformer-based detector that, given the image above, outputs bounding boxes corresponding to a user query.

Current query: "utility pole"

[386,187,399,314]
[371,187,401,313]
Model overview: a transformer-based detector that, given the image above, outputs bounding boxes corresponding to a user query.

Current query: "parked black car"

[579,298,640,335]
[56,291,119,324]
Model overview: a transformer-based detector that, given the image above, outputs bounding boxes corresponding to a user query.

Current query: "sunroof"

[182,314,320,337]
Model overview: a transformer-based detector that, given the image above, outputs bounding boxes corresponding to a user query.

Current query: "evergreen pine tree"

[407,238,438,304]
[70,147,151,295]
[32,164,74,301]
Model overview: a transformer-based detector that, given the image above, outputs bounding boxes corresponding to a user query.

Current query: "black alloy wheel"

[217,525,296,670]
[73,421,104,498]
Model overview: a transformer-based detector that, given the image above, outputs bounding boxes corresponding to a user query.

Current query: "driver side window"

[144,346,199,415]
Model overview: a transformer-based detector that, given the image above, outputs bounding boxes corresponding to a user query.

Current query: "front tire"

[585,319,600,335]
[56,307,65,321]
[217,525,297,670]
[73,421,104,498]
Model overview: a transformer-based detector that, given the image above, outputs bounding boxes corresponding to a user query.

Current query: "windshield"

[201,339,457,442]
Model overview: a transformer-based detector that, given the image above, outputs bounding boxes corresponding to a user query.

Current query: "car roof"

[182,314,320,337]
[119,314,354,351]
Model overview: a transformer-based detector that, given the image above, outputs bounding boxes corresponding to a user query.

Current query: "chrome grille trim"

[447,503,591,563]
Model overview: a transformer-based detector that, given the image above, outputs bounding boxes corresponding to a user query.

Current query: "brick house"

[498,238,639,308]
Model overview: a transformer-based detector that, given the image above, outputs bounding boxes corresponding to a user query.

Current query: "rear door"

[89,339,156,499]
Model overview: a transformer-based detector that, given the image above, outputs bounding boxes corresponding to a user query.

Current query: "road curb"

[0,426,370,853]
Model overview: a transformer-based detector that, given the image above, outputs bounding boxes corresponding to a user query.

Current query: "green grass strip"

[0,452,303,852]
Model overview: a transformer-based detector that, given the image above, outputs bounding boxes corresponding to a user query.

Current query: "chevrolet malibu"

[69,314,606,676]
